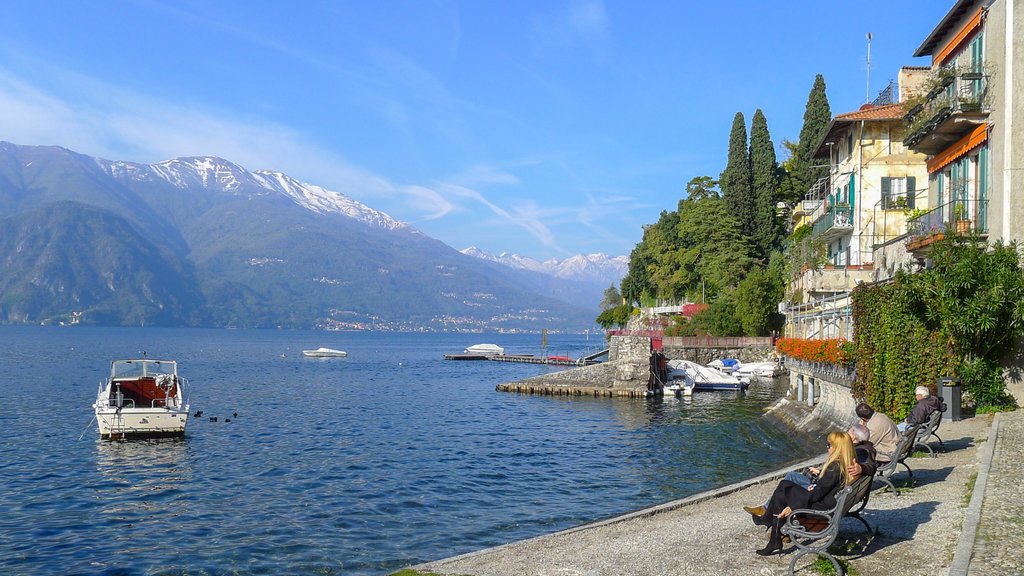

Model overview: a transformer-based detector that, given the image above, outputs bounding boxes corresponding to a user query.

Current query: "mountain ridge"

[0,141,599,331]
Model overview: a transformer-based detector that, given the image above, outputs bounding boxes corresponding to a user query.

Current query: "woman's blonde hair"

[821,430,856,485]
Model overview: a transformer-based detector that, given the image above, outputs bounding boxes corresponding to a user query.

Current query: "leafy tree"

[749,109,782,259]
[779,75,831,205]
[596,304,633,329]
[685,175,719,201]
[720,112,755,238]
[600,284,622,311]
[690,294,743,336]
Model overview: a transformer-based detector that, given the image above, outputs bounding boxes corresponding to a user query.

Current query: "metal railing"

[811,205,853,236]
[907,194,989,240]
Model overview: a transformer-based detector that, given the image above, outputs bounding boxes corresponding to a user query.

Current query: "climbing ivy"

[852,235,1024,416]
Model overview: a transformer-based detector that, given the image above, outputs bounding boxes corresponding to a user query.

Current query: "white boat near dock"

[464,343,504,356]
[302,347,348,357]
[93,357,190,440]
[666,360,749,394]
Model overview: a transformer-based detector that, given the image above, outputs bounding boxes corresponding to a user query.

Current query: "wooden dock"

[443,353,602,366]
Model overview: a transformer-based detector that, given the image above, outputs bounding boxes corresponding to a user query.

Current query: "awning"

[927,124,988,173]
[934,8,983,66]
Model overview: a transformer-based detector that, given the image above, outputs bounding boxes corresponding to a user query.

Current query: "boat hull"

[96,408,189,440]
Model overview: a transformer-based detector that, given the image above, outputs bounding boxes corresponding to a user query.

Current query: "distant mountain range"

[461,248,628,288]
[0,142,606,331]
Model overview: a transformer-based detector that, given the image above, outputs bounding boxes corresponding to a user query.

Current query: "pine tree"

[720,112,755,238]
[779,74,832,205]
[749,109,781,259]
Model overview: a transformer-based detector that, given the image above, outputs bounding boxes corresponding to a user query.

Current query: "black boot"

[755,519,784,556]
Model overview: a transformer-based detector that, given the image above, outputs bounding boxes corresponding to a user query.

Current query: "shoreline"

[405,407,1008,576]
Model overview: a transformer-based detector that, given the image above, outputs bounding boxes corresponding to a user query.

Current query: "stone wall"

[497,336,653,397]
[777,365,859,434]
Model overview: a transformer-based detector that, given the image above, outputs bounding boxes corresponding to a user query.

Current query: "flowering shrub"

[776,337,855,365]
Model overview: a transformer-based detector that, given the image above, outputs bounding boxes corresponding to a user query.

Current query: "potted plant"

[955,203,972,234]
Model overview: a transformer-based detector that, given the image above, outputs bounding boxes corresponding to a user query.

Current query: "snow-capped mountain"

[97,156,407,232]
[462,247,628,287]
[0,142,600,330]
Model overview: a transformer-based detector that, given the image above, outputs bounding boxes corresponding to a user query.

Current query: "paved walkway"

[411,390,1023,576]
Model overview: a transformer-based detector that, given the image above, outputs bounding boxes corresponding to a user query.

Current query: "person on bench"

[749,431,856,557]
[744,424,875,514]
[897,386,944,433]
[856,402,899,463]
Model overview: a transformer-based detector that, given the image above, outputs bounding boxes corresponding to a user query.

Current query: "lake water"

[0,327,812,575]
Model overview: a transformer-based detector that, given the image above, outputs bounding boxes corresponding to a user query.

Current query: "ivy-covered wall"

[851,236,1024,417]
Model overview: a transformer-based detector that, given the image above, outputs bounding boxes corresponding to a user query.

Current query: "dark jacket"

[785,460,844,511]
[907,395,944,426]
[855,440,877,478]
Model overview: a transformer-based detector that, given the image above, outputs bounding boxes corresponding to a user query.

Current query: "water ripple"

[0,327,812,575]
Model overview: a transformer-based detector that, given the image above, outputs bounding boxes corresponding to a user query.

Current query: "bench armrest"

[780,508,835,538]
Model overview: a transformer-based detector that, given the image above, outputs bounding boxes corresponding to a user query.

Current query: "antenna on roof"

[866,32,873,104]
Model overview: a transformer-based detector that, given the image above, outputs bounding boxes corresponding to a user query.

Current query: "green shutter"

[979,146,988,231]
[881,177,892,209]
[849,173,855,211]
[907,176,916,209]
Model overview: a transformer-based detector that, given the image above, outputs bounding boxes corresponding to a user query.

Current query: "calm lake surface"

[0,327,812,575]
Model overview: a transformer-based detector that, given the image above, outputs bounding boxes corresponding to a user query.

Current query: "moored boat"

[666,359,749,394]
[464,343,504,356]
[93,357,190,440]
[302,347,348,357]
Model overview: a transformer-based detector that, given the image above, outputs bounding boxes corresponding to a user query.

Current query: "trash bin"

[939,377,962,421]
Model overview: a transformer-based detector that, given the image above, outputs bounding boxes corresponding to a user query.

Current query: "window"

[881,176,916,210]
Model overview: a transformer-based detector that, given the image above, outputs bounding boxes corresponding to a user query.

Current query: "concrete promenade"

[411,383,1024,576]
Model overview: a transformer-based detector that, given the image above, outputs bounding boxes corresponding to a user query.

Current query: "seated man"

[897,386,944,433]
[743,424,875,517]
[856,402,899,463]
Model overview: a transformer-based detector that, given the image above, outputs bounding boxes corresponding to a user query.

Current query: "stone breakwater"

[496,336,654,397]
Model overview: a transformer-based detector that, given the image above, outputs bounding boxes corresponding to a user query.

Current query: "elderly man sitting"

[897,385,944,433]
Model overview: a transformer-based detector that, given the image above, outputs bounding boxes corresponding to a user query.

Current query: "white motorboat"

[464,343,504,356]
[735,361,785,378]
[302,347,348,358]
[93,357,190,440]
[666,360,749,393]
[709,358,785,379]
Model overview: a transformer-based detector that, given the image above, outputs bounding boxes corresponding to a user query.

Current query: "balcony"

[906,195,989,253]
[904,67,990,156]
[811,205,853,241]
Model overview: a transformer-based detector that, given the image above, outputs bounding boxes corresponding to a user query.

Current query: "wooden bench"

[780,474,874,576]
[913,409,944,457]
[874,423,922,496]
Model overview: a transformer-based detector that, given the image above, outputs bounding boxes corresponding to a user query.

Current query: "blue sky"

[1,0,952,261]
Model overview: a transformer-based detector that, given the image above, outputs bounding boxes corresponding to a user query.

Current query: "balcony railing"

[907,195,989,244]
[811,205,853,238]
[904,66,990,154]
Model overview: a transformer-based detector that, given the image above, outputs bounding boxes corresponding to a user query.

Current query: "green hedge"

[852,235,1023,416]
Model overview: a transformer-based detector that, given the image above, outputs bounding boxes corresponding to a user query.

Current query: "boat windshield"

[111,359,177,379]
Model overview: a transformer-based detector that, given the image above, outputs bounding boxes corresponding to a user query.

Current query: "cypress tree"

[780,74,832,205]
[720,112,755,238]
[749,109,781,259]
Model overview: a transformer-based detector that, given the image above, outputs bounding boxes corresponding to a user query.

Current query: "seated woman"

[751,430,856,556]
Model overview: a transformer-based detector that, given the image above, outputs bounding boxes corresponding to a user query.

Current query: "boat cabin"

[105,359,180,409]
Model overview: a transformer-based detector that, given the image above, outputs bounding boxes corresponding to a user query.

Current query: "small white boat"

[666,360,749,393]
[302,347,347,357]
[736,361,785,378]
[709,358,785,379]
[93,357,190,440]
[464,343,504,356]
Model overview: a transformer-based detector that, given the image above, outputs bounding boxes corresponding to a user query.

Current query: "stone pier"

[495,336,653,397]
